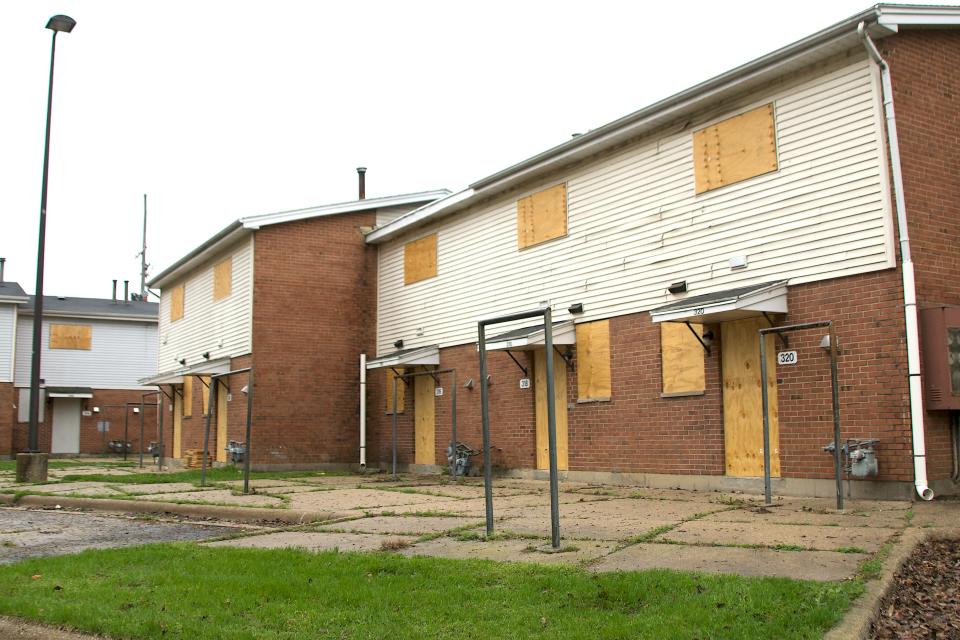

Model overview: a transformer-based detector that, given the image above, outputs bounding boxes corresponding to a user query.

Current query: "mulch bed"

[870,538,960,639]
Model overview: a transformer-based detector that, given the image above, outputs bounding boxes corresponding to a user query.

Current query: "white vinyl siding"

[0,304,15,382]
[376,55,894,353]
[157,236,253,368]
[15,318,158,389]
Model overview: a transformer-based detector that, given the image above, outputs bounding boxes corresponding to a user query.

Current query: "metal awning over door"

[649,281,788,324]
[366,345,440,369]
[484,321,575,351]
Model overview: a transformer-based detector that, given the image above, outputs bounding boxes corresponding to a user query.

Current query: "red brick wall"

[367,271,924,483]
[884,29,960,482]
[250,212,377,466]
[10,388,160,456]
[0,383,13,456]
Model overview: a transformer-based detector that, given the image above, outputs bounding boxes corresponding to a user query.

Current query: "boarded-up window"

[404,235,438,285]
[661,323,706,395]
[201,375,211,416]
[693,104,778,194]
[182,377,193,417]
[214,257,232,300]
[576,320,611,401]
[49,324,92,350]
[170,284,185,322]
[517,183,568,249]
[386,368,406,413]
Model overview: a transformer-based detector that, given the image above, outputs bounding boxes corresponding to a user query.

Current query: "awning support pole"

[392,374,399,479]
[684,321,711,356]
[762,312,789,349]
[505,350,528,378]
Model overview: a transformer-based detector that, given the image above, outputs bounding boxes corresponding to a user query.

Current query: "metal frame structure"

[389,368,458,479]
[120,401,158,464]
[478,307,562,549]
[759,320,842,509]
[199,367,255,493]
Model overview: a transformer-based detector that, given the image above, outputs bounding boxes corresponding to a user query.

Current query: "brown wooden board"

[517,183,568,249]
[693,103,778,194]
[403,234,438,285]
[182,377,193,418]
[661,322,705,394]
[534,348,569,471]
[173,389,183,459]
[213,257,232,300]
[170,284,184,322]
[49,324,92,350]
[386,368,406,413]
[721,317,780,477]
[414,372,436,465]
[576,320,611,401]
[215,380,228,463]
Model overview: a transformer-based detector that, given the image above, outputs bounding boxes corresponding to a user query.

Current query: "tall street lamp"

[18,14,76,483]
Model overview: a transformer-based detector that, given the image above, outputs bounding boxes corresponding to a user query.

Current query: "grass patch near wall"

[56,466,339,485]
[0,459,135,472]
[0,544,861,639]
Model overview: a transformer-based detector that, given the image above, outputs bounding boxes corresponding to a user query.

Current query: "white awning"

[46,387,94,399]
[139,371,185,386]
[366,345,440,369]
[649,281,788,324]
[484,321,576,351]
[139,357,232,385]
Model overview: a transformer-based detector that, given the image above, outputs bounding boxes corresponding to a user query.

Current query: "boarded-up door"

[414,372,436,465]
[51,398,81,454]
[173,388,183,459]
[215,381,229,463]
[534,349,569,470]
[721,317,780,477]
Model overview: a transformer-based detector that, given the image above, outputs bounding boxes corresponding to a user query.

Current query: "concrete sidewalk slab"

[317,516,482,536]
[208,531,399,553]
[591,543,866,581]
[910,500,960,528]
[401,537,617,566]
[286,488,457,511]
[132,489,284,508]
[662,520,897,552]
[704,506,907,529]
[109,482,200,495]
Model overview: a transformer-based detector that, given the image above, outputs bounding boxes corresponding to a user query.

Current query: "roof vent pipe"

[123,280,129,304]
[112,279,117,303]
[0,257,5,283]
[357,167,367,200]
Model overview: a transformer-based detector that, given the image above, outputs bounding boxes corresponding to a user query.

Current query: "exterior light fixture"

[202,351,210,360]
[702,330,715,349]
[463,378,475,390]
[393,339,404,349]
[568,303,584,314]
[177,358,186,365]
[668,281,688,294]
[133,407,140,414]
[92,406,100,413]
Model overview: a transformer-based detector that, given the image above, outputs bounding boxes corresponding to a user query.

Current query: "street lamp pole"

[23,16,76,468]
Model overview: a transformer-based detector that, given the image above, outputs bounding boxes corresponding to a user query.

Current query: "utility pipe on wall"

[859,22,933,500]
[359,353,367,469]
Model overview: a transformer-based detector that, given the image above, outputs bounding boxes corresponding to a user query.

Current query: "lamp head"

[46,15,76,33]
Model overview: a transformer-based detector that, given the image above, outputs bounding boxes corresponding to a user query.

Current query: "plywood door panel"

[576,320,611,401]
[51,398,81,454]
[215,381,228,463]
[414,372,436,465]
[721,317,780,477]
[535,349,569,470]
[173,389,183,459]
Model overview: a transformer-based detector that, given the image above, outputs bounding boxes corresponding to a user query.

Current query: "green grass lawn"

[0,544,861,639]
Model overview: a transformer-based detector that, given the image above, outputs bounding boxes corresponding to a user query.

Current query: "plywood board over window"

[517,183,567,249]
[200,375,211,416]
[386,368,406,413]
[182,377,193,418]
[661,322,705,395]
[576,320,611,401]
[214,257,232,300]
[170,284,185,322]
[693,103,778,194]
[49,324,92,350]
[404,234,438,285]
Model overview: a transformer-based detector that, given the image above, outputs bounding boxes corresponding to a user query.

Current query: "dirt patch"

[869,537,960,639]
[0,616,106,639]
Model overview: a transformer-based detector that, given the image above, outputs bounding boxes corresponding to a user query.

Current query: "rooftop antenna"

[138,194,149,298]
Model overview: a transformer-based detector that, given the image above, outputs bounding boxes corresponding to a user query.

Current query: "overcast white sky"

[1,1,952,299]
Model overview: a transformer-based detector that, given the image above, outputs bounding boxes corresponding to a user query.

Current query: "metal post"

[478,324,494,535]
[828,323,843,510]
[243,369,254,495]
[450,370,458,482]
[138,398,145,468]
[200,380,216,487]
[123,406,129,461]
[543,307,561,549]
[759,331,773,506]
[391,374,398,478]
[157,389,164,470]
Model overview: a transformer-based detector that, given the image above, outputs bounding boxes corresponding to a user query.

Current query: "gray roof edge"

[18,295,158,321]
[148,220,246,289]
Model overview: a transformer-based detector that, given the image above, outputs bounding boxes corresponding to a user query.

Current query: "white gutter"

[359,353,367,469]
[859,22,933,501]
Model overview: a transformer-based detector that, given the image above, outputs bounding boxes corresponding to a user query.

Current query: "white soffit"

[484,321,576,352]
[366,345,440,369]
[649,281,788,324]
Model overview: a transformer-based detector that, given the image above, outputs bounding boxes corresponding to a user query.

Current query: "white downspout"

[859,22,933,500]
[359,353,367,469]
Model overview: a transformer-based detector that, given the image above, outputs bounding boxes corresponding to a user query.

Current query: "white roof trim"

[366,189,476,244]
[878,5,960,28]
[485,321,576,352]
[47,391,94,399]
[366,345,440,369]
[650,282,788,324]
[242,190,451,230]
[140,371,186,386]
[138,357,231,385]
